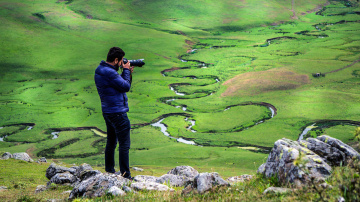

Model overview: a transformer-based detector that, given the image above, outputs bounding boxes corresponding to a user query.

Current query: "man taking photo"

[94,47,133,179]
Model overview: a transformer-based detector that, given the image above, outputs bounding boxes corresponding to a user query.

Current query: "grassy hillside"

[0,0,359,177]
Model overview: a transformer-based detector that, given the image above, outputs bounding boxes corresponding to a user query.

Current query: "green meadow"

[1,0,359,177]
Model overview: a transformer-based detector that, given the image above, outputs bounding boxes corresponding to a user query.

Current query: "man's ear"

[114,58,119,64]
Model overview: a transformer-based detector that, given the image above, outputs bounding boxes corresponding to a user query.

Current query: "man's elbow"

[124,84,131,92]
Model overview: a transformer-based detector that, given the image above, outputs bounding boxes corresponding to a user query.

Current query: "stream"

[150,119,197,145]
[151,44,279,148]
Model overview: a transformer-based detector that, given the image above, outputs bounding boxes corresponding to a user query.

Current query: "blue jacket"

[94,60,131,113]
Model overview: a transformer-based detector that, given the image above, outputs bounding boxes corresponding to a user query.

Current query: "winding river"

[150,45,279,147]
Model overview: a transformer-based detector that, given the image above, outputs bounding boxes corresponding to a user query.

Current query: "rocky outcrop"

[49,172,78,185]
[156,174,190,187]
[46,163,77,180]
[182,172,230,194]
[108,186,126,196]
[258,135,360,186]
[263,187,295,195]
[167,165,199,179]
[0,186,8,191]
[132,167,144,172]
[42,164,227,199]
[134,175,157,183]
[131,181,170,191]
[1,152,47,163]
[227,175,253,184]
[35,185,47,194]
[1,152,13,160]
[317,135,360,161]
[69,173,129,199]
[12,152,34,162]
[38,157,47,163]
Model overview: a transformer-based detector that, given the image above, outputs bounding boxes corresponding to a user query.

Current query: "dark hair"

[106,47,125,62]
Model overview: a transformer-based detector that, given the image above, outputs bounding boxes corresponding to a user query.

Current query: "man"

[94,47,133,179]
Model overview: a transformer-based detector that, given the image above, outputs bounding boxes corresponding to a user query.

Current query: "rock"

[131,181,169,191]
[38,157,47,163]
[61,190,72,195]
[1,152,13,160]
[75,163,93,178]
[122,185,133,193]
[317,135,360,161]
[337,196,345,202]
[46,163,77,180]
[258,138,332,186]
[108,186,126,196]
[263,187,294,194]
[167,165,199,179]
[80,170,101,181]
[319,182,332,189]
[0,186,8,191]
[132,167,144,172]
[227,175,253,184]
[156,174,191,187]
[181,184,194,195]
[50,172,78,185]
[69,173,129,200]
[35,185,47,194]
[191,172,230,194]
[134,175,157,183]
[300,138,346,166]
[12,152,34,162]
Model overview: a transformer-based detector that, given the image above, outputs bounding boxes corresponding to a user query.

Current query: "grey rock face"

[38,157,47,163]
[193,172,230,194]
[317,135,360,161]
[0,186,8,191]
[80,170,101,181]
[134,175,157,183]
[227,175,253,184]
[132,167,144,172]
[1,152,13,160]
[131,181,169,191]
[61,190,72,195]
[108,186,126,196]
[337,196,345,202]
[46,163,77,180]
[263,187,294,194]
[156,174,191,187]
[258,136,360,187]
[167,165,199,179]
[300,138,346,166]
[258,138,332,186]
[35,185,47,194]
[13,152,34,162]
[50,172,78,184]
[69,173,129,200]
[76,163,93,178]
[46,199,63,202]
[122,185,134,193]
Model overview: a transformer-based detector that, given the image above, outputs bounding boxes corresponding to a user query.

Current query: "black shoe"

[126,176,134,181]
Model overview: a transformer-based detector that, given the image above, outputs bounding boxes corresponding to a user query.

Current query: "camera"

[123,58,145,67]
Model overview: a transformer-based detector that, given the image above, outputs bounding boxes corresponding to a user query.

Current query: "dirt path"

[324,57,360,74]
[291,0,299,20]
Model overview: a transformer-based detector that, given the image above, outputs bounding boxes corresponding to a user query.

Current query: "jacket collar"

[100,60,119,71]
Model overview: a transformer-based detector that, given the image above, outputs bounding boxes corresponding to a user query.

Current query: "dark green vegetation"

[0,0,359,178]
[0,159,359,201]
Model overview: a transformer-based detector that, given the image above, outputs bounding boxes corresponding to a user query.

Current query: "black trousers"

[103,112,131,178]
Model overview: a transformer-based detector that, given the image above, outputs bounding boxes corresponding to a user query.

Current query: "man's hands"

[122,60,131,69]
[122,60,134,73]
